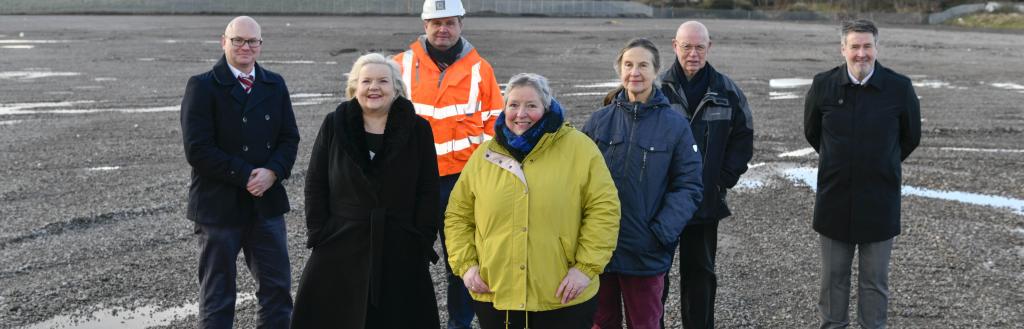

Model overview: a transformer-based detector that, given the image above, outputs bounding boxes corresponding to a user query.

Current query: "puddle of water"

[93,77,117,82]
[0,39,69,44]
[563,91,608,97]
[778,147,815,158]
[87,166,120,171]
[937,147,1024,154]
[202,40,219,44]
[783,167,1024,215]
[573,81,619,89]
[769,78,812,89]
[2,45,34,49]
[25,294,255,329]
[736,179,764,189]
[769,91,800,100]
[0,71,81,80]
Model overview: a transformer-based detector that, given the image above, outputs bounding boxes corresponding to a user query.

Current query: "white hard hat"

[421,0,466,20]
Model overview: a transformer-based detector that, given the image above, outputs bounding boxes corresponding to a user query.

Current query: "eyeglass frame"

[676,42,708,55]
[226,37,263,48]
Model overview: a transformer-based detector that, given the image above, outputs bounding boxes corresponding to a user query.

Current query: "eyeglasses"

[229,37,263,48]
[678,44,707,55]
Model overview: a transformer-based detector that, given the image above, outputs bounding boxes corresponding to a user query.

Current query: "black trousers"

[661,221,718,329]
[472,297,598,329]
[195,216,292,329]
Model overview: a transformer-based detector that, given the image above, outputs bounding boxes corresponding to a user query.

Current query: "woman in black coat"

[291,53,441,328]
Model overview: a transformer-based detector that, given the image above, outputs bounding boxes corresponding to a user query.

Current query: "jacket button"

[242,117,247,123]
[521,227,527,232]
[838,99,844,105]
[519,303,524,308]
[520,264,526,270]
[265,114,270,120]
[266,142,271,149]
[242,145,249,152]
[230,170,235,175]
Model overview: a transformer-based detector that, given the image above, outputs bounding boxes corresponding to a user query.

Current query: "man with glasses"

[393,1,504,328]
[658,20,753,329]
[804,19,920,329]
[180,16,298,329]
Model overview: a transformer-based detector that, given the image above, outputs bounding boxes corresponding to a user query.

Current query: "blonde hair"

[345,53,407,100]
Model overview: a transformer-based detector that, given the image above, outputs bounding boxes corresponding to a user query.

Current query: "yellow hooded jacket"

[445,123,620,311]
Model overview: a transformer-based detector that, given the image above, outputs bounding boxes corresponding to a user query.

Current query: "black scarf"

[674,61,710,116]
[425,38,463,71]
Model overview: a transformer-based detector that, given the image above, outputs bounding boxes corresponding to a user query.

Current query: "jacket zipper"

[626,103,638,181]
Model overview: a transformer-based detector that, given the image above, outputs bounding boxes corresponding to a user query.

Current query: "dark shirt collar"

[425,38,464,70]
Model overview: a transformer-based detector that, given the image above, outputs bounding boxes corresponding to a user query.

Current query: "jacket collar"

[212,55,281,113]
[337,96,418,175]
[415,36,475,65]
[613,87,671,118]
[661,60,724,93]
[838,61,886,90]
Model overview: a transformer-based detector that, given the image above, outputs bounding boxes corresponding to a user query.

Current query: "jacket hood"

[611,87,671,118]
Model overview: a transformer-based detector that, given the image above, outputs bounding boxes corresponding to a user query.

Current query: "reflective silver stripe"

[434,133,488,156]
[466,62,482,115]
[413,102,477,120]
[480,108,502,122]
[401,50,413,98]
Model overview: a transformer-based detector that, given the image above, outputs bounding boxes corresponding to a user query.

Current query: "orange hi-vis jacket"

[394,37,504,176]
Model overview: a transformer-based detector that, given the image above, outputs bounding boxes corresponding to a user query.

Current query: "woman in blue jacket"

[582,38,704,329]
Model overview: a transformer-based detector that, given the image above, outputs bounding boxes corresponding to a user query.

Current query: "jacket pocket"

[558,237,577,268]
[594,135,625,178]
[637,140,670,184]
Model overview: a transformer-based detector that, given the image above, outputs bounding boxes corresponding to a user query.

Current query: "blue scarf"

[495,98,565,161]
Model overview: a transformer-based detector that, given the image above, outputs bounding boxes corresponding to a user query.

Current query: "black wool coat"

[180,56,300,224]
[291,97,441,328]
[804,62,921,243]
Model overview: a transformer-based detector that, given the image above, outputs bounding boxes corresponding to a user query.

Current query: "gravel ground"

[1,16,1022,328]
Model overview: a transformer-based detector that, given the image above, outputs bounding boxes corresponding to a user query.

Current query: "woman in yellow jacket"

[445,73,621,329]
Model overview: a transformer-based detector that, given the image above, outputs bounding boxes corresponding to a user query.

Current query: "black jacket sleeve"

[303,112,335,249]
[264,80,300,180]
[899,82,921,161]
[804,77,823,152]
[413,119,441,263]
[719,88,754,188]
[181,76,255,187]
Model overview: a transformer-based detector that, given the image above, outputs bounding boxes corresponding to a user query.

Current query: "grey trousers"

[818,235,893,329]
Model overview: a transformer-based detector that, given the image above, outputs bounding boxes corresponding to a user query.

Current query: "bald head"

[672,21,712,79]
[225,16,261,37]
[221,16,263,73]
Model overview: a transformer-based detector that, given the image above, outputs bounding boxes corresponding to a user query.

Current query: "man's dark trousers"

[662,221,718,329]
[196,215,292,329]
[438,173,475,329]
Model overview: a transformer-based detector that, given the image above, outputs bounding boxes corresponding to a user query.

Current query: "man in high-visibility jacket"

[393,0,503,328]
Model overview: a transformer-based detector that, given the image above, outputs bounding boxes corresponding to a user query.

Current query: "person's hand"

[462,265,492,294]
[555,267,590,304]
[246,168,277,197]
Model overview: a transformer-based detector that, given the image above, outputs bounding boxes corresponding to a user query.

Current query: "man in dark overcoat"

[180,16,299,329]
[804,19,921,329]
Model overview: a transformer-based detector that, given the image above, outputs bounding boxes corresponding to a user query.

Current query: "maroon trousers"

[593,273,666,329]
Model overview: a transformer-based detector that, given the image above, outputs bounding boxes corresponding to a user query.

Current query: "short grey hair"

[345,53,407,100]
[841,19,879,44]
[504,73,553,110]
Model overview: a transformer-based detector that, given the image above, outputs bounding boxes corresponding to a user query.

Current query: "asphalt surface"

[1,15,1022,328]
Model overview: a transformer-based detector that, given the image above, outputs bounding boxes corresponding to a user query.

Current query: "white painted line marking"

[769,78,812,88]
[94,77,117,82]
[0,120,23,125]
[261,60,316,64]
[0,104,177,115]
[137,58,156,61]
[563,92,608,97]
[937,147,1024,154]
[991,82,1024,90]
[292,93,333,98]
[748,162,766,169]
[784,167,1024,215]
[0,71,81,80]
[2,45,34,49]
[778,147,815,157]
[87,166,121,171]
[573,81,619,89]
[769,91,800,100]
[325,61,338,65]
[0,101,96,114]
[0,39,70,44]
